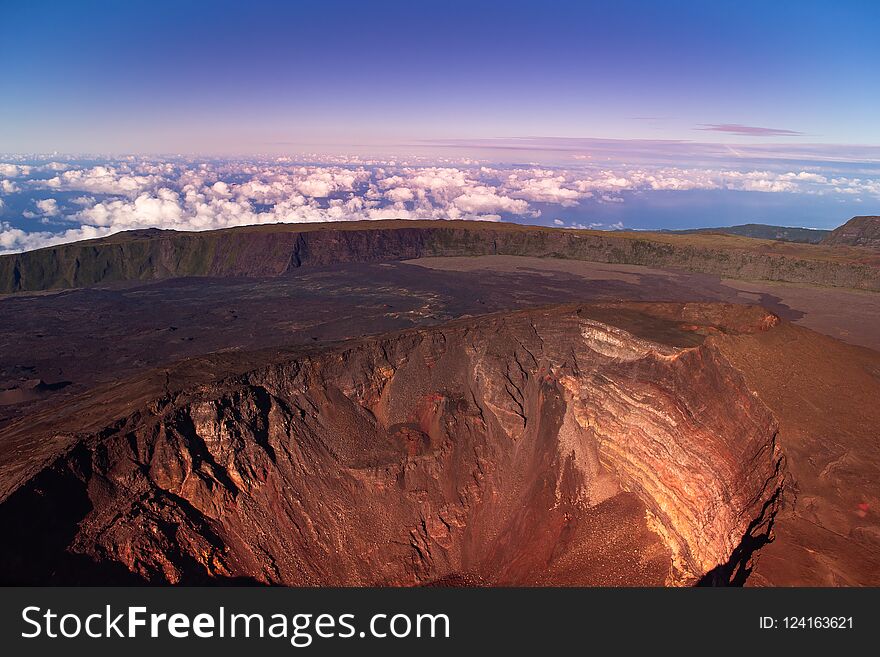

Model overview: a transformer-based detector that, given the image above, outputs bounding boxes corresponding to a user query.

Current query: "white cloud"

[43,166,163,195]
[1,220,108,253]
[77,189,185,228]
[377,175,406,189]
[404,168,469,192]
[574,173,632,192]
[506,172,583,206]
[36,199,60,216]
[23,198,61,219]
[211,181,232,197]
[42,161,72,172]
[0,164,32,177]
[570,221,624,231]
[292,167,369,198]
[737,179,797,193]
[1,156,878,255]
[782,171,828,183]
[453,187,530,214]
[296,178,333,198]
[384,187,415,203]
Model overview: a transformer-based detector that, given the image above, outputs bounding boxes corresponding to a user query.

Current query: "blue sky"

[1,0,879,153]
[0,1,878,250]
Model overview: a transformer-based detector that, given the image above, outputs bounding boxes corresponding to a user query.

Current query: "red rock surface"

[0,303,786,585]
[714,322,880,585]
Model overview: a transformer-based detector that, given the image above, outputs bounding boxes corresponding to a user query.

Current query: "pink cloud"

[697,124,804,137]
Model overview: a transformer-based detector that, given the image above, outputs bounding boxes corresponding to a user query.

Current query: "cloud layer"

[0,155,878,254]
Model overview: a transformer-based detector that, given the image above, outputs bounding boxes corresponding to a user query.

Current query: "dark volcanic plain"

[0,217,878,586]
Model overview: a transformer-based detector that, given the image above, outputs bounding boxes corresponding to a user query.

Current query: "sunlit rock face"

[0,304,785,586]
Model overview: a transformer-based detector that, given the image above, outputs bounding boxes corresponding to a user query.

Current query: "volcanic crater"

[0,303,786,586]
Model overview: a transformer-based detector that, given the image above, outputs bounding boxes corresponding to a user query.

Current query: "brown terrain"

[822,215,880,248]
[2,218,879,293]
[0,217,878,586]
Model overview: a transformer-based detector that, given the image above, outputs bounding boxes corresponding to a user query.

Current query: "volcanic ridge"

[2,218,879,587]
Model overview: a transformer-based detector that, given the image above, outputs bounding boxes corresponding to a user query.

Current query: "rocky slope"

[667,223,830,244]
[714,321,880,586]
[822,215,880,248]
[2,220,878,293]
[0,303,785,585]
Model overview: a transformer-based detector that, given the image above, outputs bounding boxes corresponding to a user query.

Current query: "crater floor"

[0,302,786,585]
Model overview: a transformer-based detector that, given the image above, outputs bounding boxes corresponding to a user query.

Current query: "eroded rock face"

[822,216,880,249]
[0,304,785,585]
[2,220,878,293]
